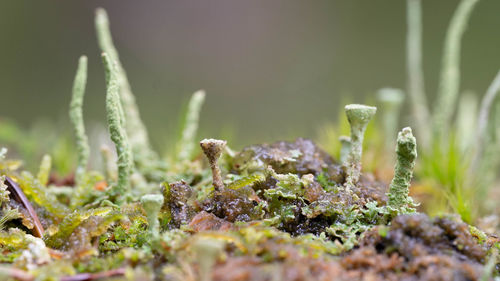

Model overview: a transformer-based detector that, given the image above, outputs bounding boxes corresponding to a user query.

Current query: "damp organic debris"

[1,3,500,281]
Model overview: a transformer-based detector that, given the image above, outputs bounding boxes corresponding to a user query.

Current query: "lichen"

[102,52,132,202]
[140,194,164,238]
[36,154,52,187]
[344,104,377,187]
[69,56,90,186]
[387,127,418,213]
[95,8,159,173]
[177,90,206,162]
[0,6,498,281]
[200,139,227,192]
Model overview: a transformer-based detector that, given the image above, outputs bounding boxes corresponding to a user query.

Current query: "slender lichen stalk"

[433,0,480,137]
[387,127,417,211]
[377,88,404,151]
[456,92,478,152]
[36,154,52,187]
[69,56,90,186]
[193,238,224,281]
[338,136,351,165]
[177,90,206,161]
[140,194,164,238]
[102,53,132,199]
[470,70,500,173]
[406,0,430,148]
[200,139,226,192]
[100,145,117,182]
[344,104,376,186]
[95,8,158,168]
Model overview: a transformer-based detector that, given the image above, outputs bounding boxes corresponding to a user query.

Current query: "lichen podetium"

[344,104,376,187]
[387,127,418,212]
[69,56,90,186]
[200,138,226,192]
[95,8,159,171]
[177,90,206,162]
[102,53,132,202]
[140,194,164,238]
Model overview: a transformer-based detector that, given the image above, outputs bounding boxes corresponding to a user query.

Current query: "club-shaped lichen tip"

[200,139,226,161]
[140,194,164,237]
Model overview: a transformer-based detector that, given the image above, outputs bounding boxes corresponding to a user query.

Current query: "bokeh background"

[1,0,500,151]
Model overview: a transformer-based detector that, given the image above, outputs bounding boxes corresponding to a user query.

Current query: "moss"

[0,6,498,281]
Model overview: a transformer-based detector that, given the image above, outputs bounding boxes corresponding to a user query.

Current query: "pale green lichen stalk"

[338,136,351,165]
[344,104,376,186]
[102,53,132,198]
[377,88,404,150]
[193,238,224,281]
[95,8,159,169]
[100,145,117,183]
[69,56,90,186]
[140,194,164,237]
[406,0,430,148]
[177,90,206,161]
[200,139,226,192]
[387,127,417,211]
[36,154,52,187]
[433,0,480,137]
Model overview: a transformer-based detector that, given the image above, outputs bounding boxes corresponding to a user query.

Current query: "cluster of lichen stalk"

[67,8,421,235]
[403,0,500,220]
[65,8,212,235]
[340,104,417,212]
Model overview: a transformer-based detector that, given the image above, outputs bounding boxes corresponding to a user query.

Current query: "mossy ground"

[1,3,500,280]
[0,137,499,281]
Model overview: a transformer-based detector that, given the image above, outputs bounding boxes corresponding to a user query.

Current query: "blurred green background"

[1,0,499,150]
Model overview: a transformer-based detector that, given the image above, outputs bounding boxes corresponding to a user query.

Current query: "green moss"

[17,172,69,218]
[44,207,112,249]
